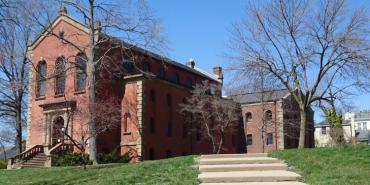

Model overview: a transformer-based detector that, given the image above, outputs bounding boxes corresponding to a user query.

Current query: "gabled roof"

[29,14,222,84]
[230,89,290,104]
[28,14,89,50]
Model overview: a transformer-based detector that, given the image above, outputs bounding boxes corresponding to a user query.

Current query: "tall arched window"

[142,62,150,72]
[171,73,179,83]
[55,57,66,95]
[75,54,87,91]
[245,112,252,123]
[157,68,165,79]
[123,113,131,133]
[265,110,273,121]
[36,61,47,97]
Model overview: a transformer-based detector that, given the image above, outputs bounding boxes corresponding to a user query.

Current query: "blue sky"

[149,0,370,122]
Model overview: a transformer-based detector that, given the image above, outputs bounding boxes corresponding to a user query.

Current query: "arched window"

[123,59,134,73]
[185,77,193,87]
[55,57,66,95]
[265,110,273,121]
[123,113,131,133]
[36,61,47,97]
[157,68,165,79]
[142,62,150,72]
[75,54,87,91]
[245,112,252,123]
[170,73,179,83]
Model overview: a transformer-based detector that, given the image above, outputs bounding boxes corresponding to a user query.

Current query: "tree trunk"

[88,0,98,165]
[15,105,22,154]
[216,131,225,154]
[88,58,98,164]
[298,108,307,149]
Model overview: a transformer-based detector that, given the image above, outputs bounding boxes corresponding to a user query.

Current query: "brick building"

[22,12,244,165]
[231,89,315,153]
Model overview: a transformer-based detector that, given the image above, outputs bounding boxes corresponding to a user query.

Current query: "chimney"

[213,66,223,82]
[186,58,195,68]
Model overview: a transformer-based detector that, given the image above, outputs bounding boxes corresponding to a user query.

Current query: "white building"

[315,110,370,147]
[314,121,352,147]
[345,111,370,142]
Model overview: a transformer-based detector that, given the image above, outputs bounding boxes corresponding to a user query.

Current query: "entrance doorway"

[52,116,64,146]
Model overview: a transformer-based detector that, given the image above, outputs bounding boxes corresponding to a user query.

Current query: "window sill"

[35,96,46,101]
[123,132,132,135]
[54,94,65,98]
[74,90,86,95]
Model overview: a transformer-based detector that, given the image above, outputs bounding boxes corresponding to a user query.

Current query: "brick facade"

[232,90,315,153]
[26,14,244,161]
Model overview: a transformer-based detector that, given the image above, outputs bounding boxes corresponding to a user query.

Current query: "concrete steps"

[200,182,307,185]
[198,154,306,185]
[201,153,267,159]
[198,170,300,183]
[199,157,282,165]
[21,154,47,168]
[199,163,287,172]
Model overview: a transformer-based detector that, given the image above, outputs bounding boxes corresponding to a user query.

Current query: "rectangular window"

[246,134,253,145]
[267,133,273,145]
[150,117,155,133]
[167,122,172,137]
[322,127,327,135]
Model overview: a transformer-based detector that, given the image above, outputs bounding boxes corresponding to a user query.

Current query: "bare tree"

[180,81,240,154]
[228,0,370,148]
[26,0,165,164]
[0,0,40,154]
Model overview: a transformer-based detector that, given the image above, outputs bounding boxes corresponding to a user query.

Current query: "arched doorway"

[52,116,64,146]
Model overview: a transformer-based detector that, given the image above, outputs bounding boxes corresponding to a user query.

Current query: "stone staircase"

[198,153,306,185]
[21,153,48,168]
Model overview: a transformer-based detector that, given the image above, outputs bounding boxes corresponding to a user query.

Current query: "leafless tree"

[0,0,42,154]
[228,0,370,148]
[27,0,165,164]
[180,81,240,154]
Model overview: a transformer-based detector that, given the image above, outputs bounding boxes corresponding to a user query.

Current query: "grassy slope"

[0,155,198,185]
[270,144,370,185]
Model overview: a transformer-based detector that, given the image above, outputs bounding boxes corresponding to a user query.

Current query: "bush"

[0,160,7,169]
[97,150,131,164]
[52,152,92,167]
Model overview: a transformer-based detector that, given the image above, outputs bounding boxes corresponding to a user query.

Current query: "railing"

[9,145,44,166]
[48,143,73,155]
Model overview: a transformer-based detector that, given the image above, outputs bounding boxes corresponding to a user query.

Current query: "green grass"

[270,144,370,185]
[0,155,198,185]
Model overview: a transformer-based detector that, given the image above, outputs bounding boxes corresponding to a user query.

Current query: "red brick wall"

[241,102,281,153]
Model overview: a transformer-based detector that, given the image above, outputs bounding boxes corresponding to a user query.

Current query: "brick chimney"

[186,58,195,68]
[213,66,223,82]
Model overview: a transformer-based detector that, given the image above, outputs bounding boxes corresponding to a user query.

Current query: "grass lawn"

[270,144,370,185]
[0,155,198,185]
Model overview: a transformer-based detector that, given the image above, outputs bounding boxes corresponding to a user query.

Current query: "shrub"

[52,152,92,167]
[97,150,131,164]
[0,160,7,169]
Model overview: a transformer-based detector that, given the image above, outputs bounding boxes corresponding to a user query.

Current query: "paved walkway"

[198,153,307,185]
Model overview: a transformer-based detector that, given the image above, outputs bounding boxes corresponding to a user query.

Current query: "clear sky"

[149,0,370,122]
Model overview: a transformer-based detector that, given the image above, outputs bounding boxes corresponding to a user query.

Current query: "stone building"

[231,89,315,153]
[10,11,244,168]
